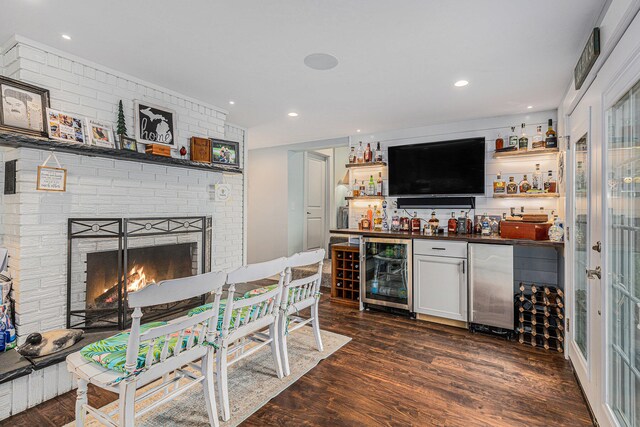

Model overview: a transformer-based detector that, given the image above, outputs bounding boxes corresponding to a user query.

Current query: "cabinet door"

[414,255,467,321]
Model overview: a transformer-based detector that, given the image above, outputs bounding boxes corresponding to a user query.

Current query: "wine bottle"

[545,119,558,148]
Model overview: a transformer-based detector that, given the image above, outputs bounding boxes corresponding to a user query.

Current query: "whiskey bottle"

[532,126,545,150]
[360,180,366,195]
[518,123,529,151]
[506,177,518,194]
[364,143,372,162]
[490,216,499,235]
[411,212,421,233]
[376,172,383,196]
[508,126,518,148]
[466,212,473,234]
[374,208,383,231]
[352,178,360,197]
[519,175,532,193]
[356,142,364,163]
[428,211,439,233]
[391,211,400,231]
[375,142,383,162]
[481,213,491,236]
[544,170,557,193]
[348,147,356,164]
[532,164,543,191]
[457,211,467,234]
[495,133,504,151]
[545,119,557,148]
[447,212,457,234]
[493,173,506,194]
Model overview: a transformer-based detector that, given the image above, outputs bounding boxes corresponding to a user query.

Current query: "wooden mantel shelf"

[0,131,243,174]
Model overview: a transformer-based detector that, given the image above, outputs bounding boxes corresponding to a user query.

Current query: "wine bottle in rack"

[555,307,564,319]
[556,296,564,308]
[543,338,550,350]
[530,335,537,347]
[531,294,537,305]
[519,283,526,292]
[519,333,525,344]
[543,327,550,339]
[531,285,538,293]
[518,292,526,302]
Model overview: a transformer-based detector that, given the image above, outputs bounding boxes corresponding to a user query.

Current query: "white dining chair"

[66,271,227,427]
[216,257,287,421]
[279,249,325,377]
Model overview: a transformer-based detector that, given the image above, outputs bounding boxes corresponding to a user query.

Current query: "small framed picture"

[134,100,176,147]
[46,108,86,144]
[119,135,138,151]
[86,119,115,148]
[36,165,67,192]
[211,139,240,166]
[0,76,50,137]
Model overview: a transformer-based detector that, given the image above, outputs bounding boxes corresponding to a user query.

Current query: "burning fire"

[102,265,156,297]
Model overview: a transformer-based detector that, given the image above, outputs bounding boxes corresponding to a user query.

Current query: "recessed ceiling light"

[356,129,361,133]
[454,80,469,87]
[288,112,299,117]
[229,101,235,105]
[61,34,71,40]
[304,53,339,70]
[527,105,533,109]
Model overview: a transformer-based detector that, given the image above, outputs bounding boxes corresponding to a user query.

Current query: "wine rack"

[331,244,360,307]
[515,283,565,352]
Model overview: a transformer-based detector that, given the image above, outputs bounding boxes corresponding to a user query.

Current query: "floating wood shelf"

[493,193,561,198]
[492,148,560,158]
[0,131,243,174]
[345,161,387,168]
[345,195,385,201]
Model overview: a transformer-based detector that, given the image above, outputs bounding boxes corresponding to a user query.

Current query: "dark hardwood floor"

[3,295,593,427]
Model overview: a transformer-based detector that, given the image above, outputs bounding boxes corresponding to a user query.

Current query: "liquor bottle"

[411,212,421,233]
[457,211,467,234]
[490,216,499,235]
[495,133,504,151]
[466,212,473,234]
[474,217,482,234]
[356,142,364,163]
[545,119,557,148]
[532,164,543,191]
[544,170,557,193]
[367,205,373,230]
[518,123,529,151]
[352,178,360,197]
[532,126,545,150]
[549,215,564,242]
[348,147,356,164]
[447,212,457,234]
[364,143,372,162]
[519,175,531,193]
[374,208,383,231]
[481,213,491,236]
[360,180,366,195]
[493,172,506,194]
[508,126,518,148]
[506,177,518,194]
[375,142,383,162]
[428,211,439,233]
[391,211,400,231]
[368,175,375,196]
[376,172,383,196]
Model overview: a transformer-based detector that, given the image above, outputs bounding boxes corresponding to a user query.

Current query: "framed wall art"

[0,76,50,137]
[119,135,138,152]
[46,108,86,144]
[190,136,212,163]
[86,119,116,148]
[211,139,240,167]
[134,101,176,147]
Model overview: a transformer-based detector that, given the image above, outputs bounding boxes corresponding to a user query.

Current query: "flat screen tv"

[388,137,486,196]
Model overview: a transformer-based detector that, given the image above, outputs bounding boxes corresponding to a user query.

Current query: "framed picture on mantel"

[211,138,239,167]
[0,76,50,137]
[134,100,177,147]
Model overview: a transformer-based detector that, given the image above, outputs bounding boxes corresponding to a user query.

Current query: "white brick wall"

[0,36,247,419]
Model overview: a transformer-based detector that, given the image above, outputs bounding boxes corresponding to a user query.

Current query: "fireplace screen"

[67,216,212,330]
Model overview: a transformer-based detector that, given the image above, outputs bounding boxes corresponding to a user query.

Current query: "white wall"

[287,151,304,255]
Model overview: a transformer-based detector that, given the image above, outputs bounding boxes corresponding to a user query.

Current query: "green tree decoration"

[116,100,127,136]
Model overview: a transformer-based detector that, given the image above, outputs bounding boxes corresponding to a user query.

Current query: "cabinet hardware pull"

[462,260,465,274]
[431,247,446,251]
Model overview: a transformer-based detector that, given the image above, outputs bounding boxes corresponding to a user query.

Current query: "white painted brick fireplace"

[0,35,248,419]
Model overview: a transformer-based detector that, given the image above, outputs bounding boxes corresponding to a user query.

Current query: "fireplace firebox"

[67,216,212,330]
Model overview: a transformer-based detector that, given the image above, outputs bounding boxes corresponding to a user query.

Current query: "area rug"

[65,327,350,426]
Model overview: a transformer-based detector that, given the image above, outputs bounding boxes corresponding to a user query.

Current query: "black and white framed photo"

[134,101,176,146]
[46,108,86,144]
[211,139,240,167]
[0,76,50,137]
[86,119,116,148]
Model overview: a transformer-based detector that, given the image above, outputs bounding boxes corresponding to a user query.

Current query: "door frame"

[302,151,330,252]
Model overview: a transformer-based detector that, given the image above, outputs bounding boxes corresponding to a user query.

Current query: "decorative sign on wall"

[134,101,176,147]
[36,152,67,192]
[214,183,231,201]
[0,76,50,137]
[574,28,600,91]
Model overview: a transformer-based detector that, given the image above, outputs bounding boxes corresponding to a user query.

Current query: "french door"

[605,78,640,427]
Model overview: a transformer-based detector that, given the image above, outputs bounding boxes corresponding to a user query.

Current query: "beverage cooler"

[360,238,412,311]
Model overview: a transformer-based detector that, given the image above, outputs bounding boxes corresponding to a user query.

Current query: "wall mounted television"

[388,137,486,196]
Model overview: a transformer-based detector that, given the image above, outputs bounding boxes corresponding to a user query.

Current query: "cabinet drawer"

[413,240,467,258]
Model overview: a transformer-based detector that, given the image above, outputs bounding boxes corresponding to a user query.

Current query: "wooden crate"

[500,221,551,240]
[145,143,172,157]
[331,244,360,307]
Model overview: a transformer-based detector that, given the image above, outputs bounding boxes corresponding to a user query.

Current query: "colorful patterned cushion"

[242,283,279,298]
[80,321,199,373]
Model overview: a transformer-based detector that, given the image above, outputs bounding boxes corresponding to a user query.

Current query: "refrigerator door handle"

[462,259,465,274]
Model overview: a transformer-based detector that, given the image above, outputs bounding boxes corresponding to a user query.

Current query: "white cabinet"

[414,254,467,321]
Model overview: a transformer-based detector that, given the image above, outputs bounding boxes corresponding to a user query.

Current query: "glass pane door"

[362,239,411,310]
[607,79,640,427]
[574,134,590,360]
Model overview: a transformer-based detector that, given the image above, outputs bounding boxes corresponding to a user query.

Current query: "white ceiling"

[1,0,605,149]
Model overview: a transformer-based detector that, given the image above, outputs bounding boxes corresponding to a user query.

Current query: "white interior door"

[568,106,603,413]
[304,152,327,251]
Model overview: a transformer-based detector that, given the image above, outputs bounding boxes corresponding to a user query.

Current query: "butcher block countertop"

[330,229,564,248]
